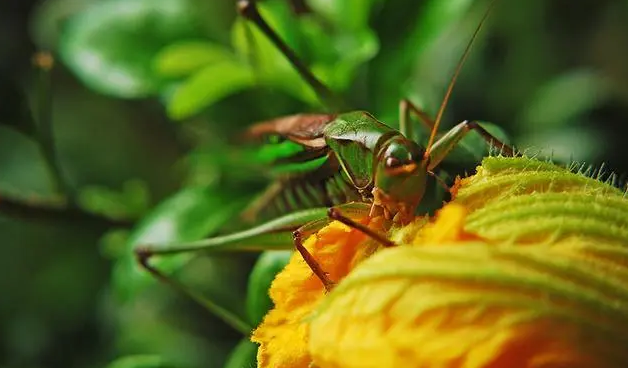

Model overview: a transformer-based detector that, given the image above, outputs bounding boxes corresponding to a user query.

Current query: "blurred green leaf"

[153,41,235,78]
[59,0,202,98]
[305,25,379,92]
[78,179,150,219]
[113,186,251,300]
[308,0,381,30]
[230,3,318,105]
[0,127,64,198]
[518,126,603,163]
[374,0,477,116]
[100,229,131,259]
[0,75,36,136]
[246,250,291,326]
[223,339,257,368]
[105,355,174,368]
[167,61,254,120]
[29,0,95,50]
[519,69,610,129]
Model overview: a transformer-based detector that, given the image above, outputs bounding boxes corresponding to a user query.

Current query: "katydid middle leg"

[399,99,436,139]
[427,120,515,171]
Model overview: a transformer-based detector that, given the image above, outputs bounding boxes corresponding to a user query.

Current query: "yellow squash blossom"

[252,216,388,368]
[254,156,628,368]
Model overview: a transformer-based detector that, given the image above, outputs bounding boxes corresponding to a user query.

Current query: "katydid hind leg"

[427,120,514,171]
[399,99,436,139]
[135,247,252,334]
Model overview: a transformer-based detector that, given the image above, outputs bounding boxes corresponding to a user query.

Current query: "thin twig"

[32,52,72,201]
[0,195,133,229]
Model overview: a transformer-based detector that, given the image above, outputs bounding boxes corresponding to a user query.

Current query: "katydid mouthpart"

[136,0,515,321]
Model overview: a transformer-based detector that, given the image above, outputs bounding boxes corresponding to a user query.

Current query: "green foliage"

[0,75,37,136]
[59,0,203,98]
[105,355,174,368]
[4,0,628,367]
[78,179,150,220]
[519,69,611,129]
[114,186,252,300]
[153,41,235,78]
[167,61,254,120]
[223,339,258,368]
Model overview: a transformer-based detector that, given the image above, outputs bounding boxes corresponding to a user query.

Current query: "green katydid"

[236,0,513,226]
[136,0,514,323]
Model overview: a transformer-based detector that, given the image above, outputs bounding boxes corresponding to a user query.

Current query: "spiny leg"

[292,202,394,291]
[399,99,436,139]
[135,247,252,334]
[293,228,336,291]
[427,120,515,171]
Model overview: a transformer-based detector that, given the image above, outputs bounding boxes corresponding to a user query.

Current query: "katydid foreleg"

[292,203,395,291]
[427,120,514,171]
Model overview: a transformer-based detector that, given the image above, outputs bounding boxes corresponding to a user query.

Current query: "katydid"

[238,0,513,225]
[137,0,514,324]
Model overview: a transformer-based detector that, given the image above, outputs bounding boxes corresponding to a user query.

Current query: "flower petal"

[310,245,628,368]
[252,216,386,367]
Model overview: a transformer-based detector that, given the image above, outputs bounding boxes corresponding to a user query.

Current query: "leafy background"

[2,0,628,367]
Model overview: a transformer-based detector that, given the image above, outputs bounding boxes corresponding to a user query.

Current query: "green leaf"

[290,13,377,94]
[0,74,36,136]
[105,355,174,368]
[519,69,610,129]
[59,0,202,98]
[100,229,131,259]
[518,126,603,163]
[230,3,318,105]
[246,251,292,326]
[153,41,235,78]
[373,0,477,116]
[167,61,254,120]
[113,186,251,300]
[307,0,381,30]
[223,339,257,368]
[78,179,150,219]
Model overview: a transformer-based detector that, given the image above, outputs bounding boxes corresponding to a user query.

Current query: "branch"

[0,195,133,230]
[33,52,72,200]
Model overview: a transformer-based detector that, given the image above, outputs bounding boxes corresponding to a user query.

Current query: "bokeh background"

[2,0,628,367]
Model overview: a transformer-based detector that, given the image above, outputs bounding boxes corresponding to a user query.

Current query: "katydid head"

[373,136,429,221]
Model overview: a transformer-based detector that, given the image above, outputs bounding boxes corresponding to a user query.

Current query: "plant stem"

[33,52,72,201]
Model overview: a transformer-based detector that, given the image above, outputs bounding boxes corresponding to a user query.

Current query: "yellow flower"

[252,216,387,368]
[253,156,628,368]
[309,244,628,368]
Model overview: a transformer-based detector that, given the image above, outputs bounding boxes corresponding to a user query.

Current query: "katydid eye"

[408,145,424,162]
[385,156,403,168]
